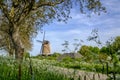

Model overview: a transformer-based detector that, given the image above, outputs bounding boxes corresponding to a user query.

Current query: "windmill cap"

[44,40,49,44]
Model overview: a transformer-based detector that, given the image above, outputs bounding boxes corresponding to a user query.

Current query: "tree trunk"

[12,26,24,60]
[10,26,24,80]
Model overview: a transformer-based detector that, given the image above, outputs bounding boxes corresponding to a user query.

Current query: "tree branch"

[0,3,14,29]
[17,0,35,25]
[33,0,64,9]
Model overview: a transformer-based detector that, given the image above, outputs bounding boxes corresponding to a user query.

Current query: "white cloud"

[67,29,82,34]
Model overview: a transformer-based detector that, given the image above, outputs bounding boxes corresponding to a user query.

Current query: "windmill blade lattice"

[36,31,46,55]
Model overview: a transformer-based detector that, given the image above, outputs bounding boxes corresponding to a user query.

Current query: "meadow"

[0,53,120,80]
[0,56,70,80]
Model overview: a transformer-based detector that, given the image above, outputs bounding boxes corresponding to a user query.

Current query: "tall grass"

[0,56,70,80]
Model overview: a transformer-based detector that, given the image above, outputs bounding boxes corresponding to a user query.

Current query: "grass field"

[0,56,70,80]
[0,56,120,80]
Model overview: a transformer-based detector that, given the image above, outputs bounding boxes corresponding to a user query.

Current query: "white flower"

[107,56,111,61]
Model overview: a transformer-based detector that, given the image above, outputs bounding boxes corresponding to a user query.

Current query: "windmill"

[37,31,51,56]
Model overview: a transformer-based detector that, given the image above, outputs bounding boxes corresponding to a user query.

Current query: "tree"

[0,0,106,60]
[112,36,120,54]
[78,45,90,56]
[100,46,109,54]
[78,45,100,56]
[0,21,34,55]
[89,46,100,54]
[78,45,93,62]
[105,37,120,80]
[78,45,101,62]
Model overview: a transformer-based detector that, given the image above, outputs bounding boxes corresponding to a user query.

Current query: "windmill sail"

[40,31,45,54]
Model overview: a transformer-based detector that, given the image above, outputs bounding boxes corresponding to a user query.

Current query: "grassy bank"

[0,56,70,80]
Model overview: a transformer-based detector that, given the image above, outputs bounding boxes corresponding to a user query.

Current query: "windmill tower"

[37,31,51,56]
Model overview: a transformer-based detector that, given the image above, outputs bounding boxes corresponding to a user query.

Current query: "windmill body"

[37,31,51,56]
[42,40,51,56]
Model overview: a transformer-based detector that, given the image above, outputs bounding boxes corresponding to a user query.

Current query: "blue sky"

[30,0,120,56]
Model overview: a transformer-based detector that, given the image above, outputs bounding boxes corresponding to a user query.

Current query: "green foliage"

[23,52,30,58]
[52,52,61,57]
[78,45,100,56]
[0,56,70,80]
[90,46,100,54]
[100,46,109,54]
[98,53,108,61]
[112,36,120,54]
[78,45,101,62]
[62,56,73,63]
[78,45,90,56]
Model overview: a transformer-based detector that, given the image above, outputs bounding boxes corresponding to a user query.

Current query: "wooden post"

[106,62,109,76]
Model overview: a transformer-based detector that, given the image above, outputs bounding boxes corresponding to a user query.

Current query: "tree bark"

[13,27,24,60]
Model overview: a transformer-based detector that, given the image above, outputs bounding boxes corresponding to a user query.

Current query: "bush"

[62,56,73,62]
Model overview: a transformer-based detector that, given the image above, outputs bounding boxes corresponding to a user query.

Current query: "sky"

[30,0,120,56]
